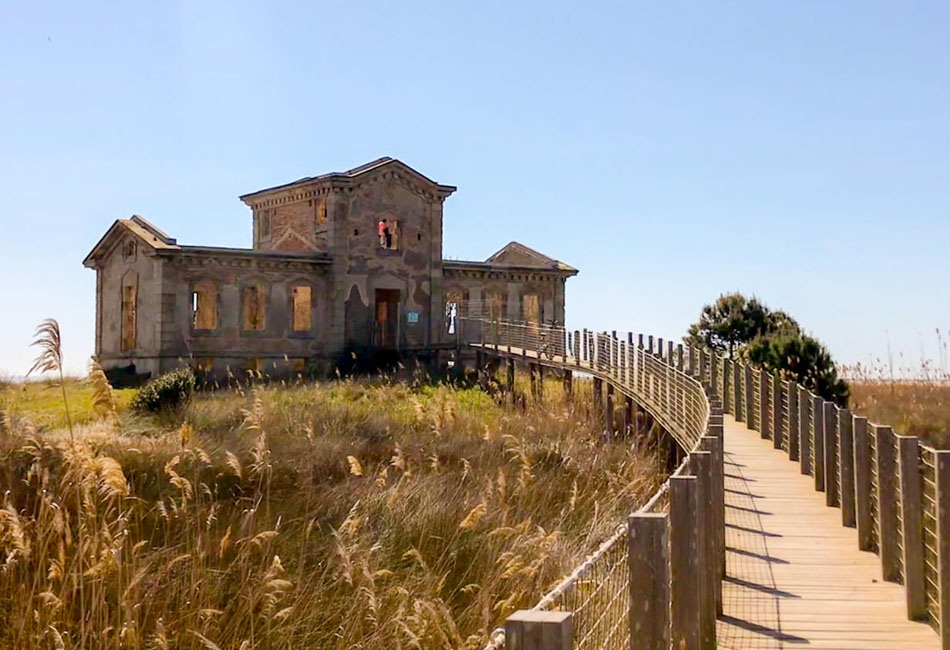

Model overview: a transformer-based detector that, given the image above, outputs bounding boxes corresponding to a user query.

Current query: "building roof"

[484,241,578,274]
[239,157,457,202]
[82,215,181,267]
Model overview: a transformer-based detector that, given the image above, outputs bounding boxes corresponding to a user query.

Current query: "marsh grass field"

[0,372,663,649]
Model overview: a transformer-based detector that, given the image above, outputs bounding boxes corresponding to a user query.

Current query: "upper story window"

[256,210,273,242]
[377,218,399,250]
[242,284,267,331]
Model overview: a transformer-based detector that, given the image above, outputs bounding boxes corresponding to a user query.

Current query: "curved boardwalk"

[718,414,939,649]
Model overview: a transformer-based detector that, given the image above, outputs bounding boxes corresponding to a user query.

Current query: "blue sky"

[2,1,949,377]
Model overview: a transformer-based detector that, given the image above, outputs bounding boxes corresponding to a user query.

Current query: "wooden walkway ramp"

[717,413,939,649]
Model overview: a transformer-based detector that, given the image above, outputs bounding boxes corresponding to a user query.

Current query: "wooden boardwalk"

[717,414,939,649]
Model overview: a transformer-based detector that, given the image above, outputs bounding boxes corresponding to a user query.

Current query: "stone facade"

[83,158,577,378]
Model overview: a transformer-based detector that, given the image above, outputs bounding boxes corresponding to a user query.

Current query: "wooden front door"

[374,289,400,348]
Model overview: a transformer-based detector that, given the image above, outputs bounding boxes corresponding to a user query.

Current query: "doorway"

[374,289,400,348]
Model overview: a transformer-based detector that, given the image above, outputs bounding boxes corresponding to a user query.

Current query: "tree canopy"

[685,293,849,406]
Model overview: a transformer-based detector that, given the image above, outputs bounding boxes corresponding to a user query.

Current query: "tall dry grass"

[845,349,950,447]
[0,371,662,649]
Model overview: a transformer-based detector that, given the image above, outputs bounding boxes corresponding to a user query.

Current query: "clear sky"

[2,1,949,378]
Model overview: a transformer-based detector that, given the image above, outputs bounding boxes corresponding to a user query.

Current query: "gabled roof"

[239,157,457,203]
[83,215,180,267]
[484,241,578,274]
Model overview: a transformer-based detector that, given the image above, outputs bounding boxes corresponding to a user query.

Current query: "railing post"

[733,361,742,422]
[771,372,783,450]
[505,610,572,650]
[676,343,684,372]
[853,416,873,551]
[701,435,724,614]
[799,386,811,475]
[898,436,926,621]
[722,359,732,414]
[669,475,700,650]
[814,396,826,492]
[934,450,950,645]
[743,364,754,429]
[689,451,716,648]
[628,513,670,650]
[759,367,770,440]
[824,401,839,507]
[709,353,719,398]
[787,381,799,462]
[874,424,900,582]
[839,408,855,527]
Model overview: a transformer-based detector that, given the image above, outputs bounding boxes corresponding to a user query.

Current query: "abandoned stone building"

[83,157,578,378]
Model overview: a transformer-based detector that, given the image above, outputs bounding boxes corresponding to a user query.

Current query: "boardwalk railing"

[465,318,723,650]
[470,317,949,649]
[705,356,950,644]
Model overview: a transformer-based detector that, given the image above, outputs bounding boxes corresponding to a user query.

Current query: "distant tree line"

[685,293,849,406]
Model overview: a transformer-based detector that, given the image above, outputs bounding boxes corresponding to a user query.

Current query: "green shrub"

[131,368,195,413]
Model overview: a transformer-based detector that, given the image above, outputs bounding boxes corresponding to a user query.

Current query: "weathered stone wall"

[96,234,166,377]
[328,176,444,351]
[442,268,568,345]
[254,193,328,253]
[157,254,332,375]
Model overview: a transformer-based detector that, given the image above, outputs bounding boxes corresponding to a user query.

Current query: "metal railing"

[466,318,720,650]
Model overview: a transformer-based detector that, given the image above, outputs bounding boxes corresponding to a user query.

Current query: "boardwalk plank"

[718,414,939,649]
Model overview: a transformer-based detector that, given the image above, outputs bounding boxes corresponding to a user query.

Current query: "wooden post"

[934,450,950,646]
[628,513,670,650]
[772,373,783,450]
[744,364,754,429]
[799,386,810,475]
[562,369,572,401]
[592,378,602,423]
[689,451,716,648]
[733,361,742,422]
[529,364,540,401]
[623,396,633,437]
[701,435,724,614]
[669,475,700,650]
[814,396,825,493]
[874,425,900,582]
[898,436,926,620]
[839,408,856,527]
[722,359,732,414]
[853,416,873,551]
[824,401,838,507]
[505,610,572,650]
[581,329,588,364]
[710,353,719,399]
[605,383,615,436]
[759,367,770,440]
[507,358,516,405]
[787,381,799,462]
[676,343,684,372]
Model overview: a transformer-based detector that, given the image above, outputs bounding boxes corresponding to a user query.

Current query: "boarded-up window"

[192,281,218,330]
[486,291,507,322]
[292,286,311,332]
[523,294,541,325]
[242,285,266,331]
[121,284,137,351]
